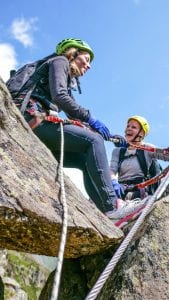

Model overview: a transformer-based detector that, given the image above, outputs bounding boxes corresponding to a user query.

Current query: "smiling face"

[125,119,145,143]
[73,51,91,76]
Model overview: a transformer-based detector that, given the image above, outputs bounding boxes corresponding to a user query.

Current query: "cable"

[85,171,169,300]
[50,123,68,300]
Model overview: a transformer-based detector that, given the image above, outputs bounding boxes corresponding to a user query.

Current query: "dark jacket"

[33,55,91,122]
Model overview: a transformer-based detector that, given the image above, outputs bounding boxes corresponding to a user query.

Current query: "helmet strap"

[74,49,80,58]
[131,128,144,143]
[70,49,80,61]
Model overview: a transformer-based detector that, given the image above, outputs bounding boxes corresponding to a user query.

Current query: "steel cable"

[85,171,169,300]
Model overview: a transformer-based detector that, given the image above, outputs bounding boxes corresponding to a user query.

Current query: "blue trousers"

[33,121,117,213]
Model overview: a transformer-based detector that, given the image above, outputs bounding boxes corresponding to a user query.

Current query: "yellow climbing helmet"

[128,115,150,135]
[56,38,94,62]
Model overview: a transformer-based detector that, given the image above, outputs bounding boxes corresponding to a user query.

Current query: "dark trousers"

[32,120,117,212]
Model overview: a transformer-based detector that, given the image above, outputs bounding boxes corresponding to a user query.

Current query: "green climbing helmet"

[56,38,94,62]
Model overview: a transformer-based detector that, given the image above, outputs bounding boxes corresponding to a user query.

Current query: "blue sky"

[1,0,169,194]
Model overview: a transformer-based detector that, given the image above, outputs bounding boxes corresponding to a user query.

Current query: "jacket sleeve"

[48,56,91,122]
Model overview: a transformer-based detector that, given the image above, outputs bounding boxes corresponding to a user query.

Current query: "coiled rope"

[85,170,169,300]
[50,122,68,300]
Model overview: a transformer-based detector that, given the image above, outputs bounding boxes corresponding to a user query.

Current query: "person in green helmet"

[9,37,147,223]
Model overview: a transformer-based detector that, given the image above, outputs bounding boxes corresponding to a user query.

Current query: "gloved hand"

[112,179,124,198]
[88,117,111,141]
[110,134,128,148]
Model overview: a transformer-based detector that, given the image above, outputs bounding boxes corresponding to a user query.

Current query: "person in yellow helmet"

[110,115,167,202]
[108,115,169,227]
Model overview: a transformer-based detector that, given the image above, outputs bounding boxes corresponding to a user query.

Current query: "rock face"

[96,193,169,300]
[39,194,169,300]
[0,249,50,299]
[0,77,123,259]
[1,78,169,300]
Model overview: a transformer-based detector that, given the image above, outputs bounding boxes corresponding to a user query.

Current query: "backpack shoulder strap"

[119,148,127,162]
[135,149,148,178]
[118,148,127,172]
[20,54,58,114]
[149,159,162,176]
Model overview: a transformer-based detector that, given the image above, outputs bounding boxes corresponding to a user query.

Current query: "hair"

[61,47,83,77]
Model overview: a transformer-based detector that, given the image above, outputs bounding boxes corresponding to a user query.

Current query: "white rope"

[50,122,68,300]
[85,171,169,300]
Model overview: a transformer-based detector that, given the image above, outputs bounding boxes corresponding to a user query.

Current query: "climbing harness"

[85,167,169,300]
[50,122,68,300]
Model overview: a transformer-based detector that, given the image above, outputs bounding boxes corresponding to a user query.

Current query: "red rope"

[129,143,156,152]
[44,115,84,128]
[135,165,169,189]
[129,142,169,156]
[44,115,64,123]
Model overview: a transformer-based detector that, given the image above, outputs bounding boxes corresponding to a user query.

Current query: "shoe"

[116,198,125,209]
[105,197,149,229]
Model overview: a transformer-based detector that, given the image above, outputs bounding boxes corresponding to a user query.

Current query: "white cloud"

[0,43,18,81]
[64,168,88,197]
[11,17,37,47]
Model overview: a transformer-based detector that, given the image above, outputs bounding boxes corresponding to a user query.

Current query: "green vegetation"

[3,250,49,300]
